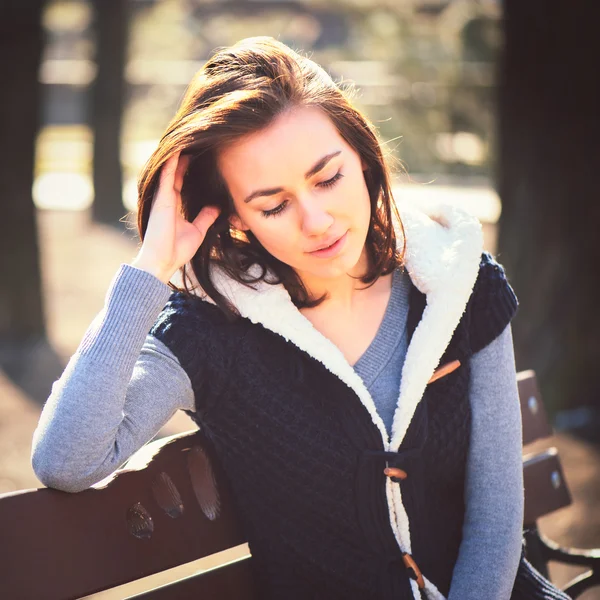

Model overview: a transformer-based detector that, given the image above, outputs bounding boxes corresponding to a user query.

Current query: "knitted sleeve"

[149,293,233,419]
[30,264,194,493]
[448,323,524,599]
[467,251,519,355]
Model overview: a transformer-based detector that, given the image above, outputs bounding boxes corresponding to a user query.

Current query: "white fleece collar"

[202,200,483,451]
[196,200,483,597]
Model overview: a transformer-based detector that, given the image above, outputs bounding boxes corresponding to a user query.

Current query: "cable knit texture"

[512,542,572,599]
[147,250,573,600]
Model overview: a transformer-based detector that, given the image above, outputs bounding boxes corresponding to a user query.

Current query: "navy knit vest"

[150,252,570,600]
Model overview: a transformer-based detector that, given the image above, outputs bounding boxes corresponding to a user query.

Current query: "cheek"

[359,175,373,215]
[247,217,300,259]
[359,193,372,226]
[344,176,371,226]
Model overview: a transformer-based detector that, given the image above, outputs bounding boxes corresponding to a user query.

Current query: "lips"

[307,233,345,253]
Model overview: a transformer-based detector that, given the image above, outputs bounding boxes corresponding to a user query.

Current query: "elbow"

[31,446,92,494]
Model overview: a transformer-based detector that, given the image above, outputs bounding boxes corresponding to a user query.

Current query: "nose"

[298,194,334,237]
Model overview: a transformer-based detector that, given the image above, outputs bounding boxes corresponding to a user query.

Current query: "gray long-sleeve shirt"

[31,263,524,599]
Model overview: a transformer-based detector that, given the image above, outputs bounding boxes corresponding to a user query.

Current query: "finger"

[153,153,181,209]
[192,205,221,238]
[159,152,180,186]
[173,154,191,194]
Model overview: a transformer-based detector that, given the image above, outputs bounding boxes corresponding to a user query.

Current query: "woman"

[31,37,570,600]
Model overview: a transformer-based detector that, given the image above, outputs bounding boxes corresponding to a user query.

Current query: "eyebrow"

[243,150,342,204]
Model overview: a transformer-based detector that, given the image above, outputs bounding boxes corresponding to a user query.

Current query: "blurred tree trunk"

[496,0,600,416]
[91,0,129,226]
[0,0,46,343]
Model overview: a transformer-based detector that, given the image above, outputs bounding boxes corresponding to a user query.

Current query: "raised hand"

[132,151,221,283]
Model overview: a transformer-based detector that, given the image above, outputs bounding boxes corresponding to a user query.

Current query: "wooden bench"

[0,370,598,599]
[519,370,600,597]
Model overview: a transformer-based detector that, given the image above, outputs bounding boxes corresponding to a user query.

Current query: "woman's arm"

[447,323,524,600]
[31,264,195,493]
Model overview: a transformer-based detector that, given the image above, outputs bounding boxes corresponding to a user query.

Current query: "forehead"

[216,105,348,194]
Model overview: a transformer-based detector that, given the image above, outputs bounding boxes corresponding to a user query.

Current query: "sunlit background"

[2,1,600,597]
[35,0,501,224]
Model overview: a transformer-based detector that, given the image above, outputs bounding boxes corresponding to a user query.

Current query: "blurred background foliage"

[37,0,501,214]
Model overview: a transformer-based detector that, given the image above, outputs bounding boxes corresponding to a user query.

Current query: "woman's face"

[216,105,372,286]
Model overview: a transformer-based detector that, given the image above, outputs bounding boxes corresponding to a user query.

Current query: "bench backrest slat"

[518,372,572,525]
[518,370,554,445]
[0,430,251,600]
[523,447,572,525]
[131,557,257,599]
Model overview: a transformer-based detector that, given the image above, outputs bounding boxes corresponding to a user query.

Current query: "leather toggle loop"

[362,448,422,483]
[402,552,425,589]
[427,359,461,385]
[383,467,408,480]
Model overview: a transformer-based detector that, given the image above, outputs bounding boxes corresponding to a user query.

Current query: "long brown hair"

[137,36,406,320]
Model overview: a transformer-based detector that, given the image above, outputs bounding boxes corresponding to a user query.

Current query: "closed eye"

[262,201,288,218]
[318,172,344,188]
[261,171,344,218]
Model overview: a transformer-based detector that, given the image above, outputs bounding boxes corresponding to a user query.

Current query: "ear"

[229,213,250,231]
[361,157,368,172]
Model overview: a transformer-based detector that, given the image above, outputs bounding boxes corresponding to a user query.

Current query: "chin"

[304,247,366,281]
[306,265,350,281]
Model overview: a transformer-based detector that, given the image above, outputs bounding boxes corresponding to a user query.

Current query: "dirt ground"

[1,208,599,598]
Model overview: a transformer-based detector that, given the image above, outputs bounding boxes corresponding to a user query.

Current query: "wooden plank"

[518,370,553,446]
[0,430,250,600]
[523,448,572,525]
[130,556,257,599]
